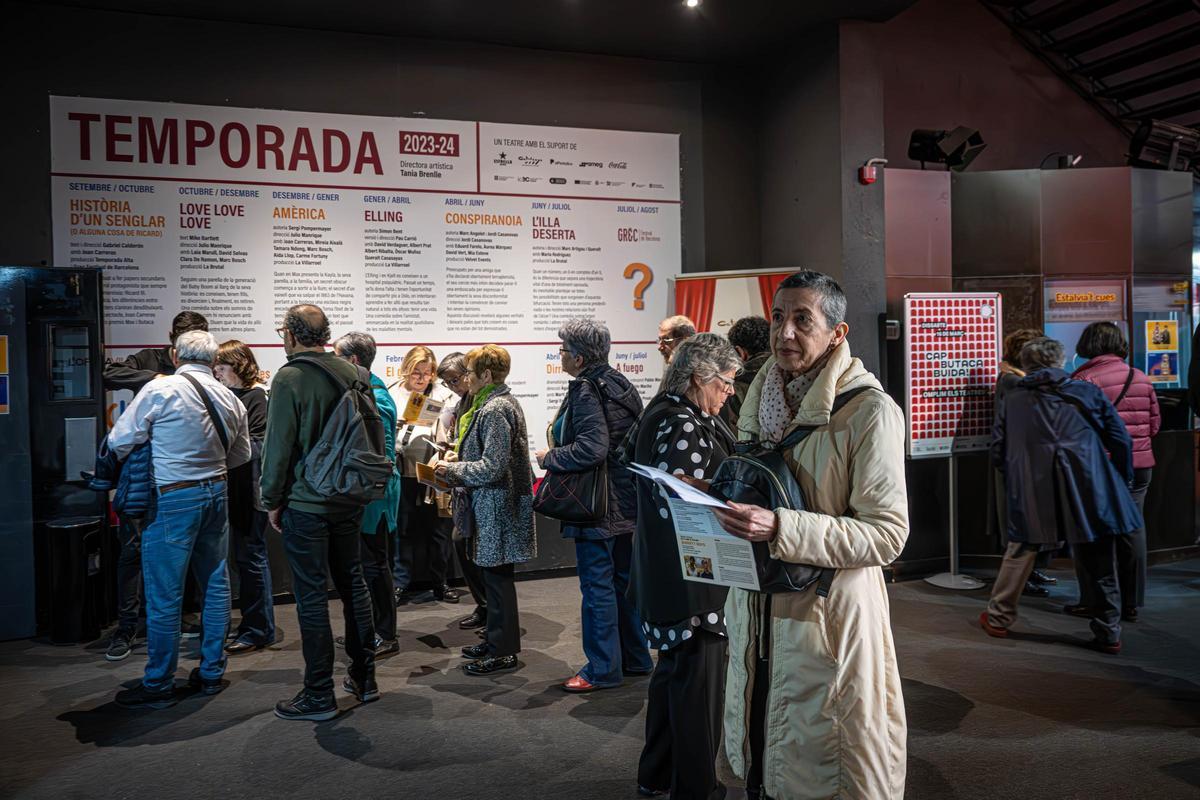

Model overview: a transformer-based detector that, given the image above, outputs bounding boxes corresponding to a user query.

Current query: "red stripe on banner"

[757,273,791,316]
[105,340,659,349]
[51,172,680,205]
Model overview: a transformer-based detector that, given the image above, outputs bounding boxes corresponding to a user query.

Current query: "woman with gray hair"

[711,270,910,799]
[534,319,651,693]
[982,336,1142,654]
[620,332,740,799]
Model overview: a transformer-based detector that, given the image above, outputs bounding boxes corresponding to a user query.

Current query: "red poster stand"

[904,292,1003,590]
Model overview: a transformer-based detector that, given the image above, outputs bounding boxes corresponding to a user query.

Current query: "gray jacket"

[445,385,536,568]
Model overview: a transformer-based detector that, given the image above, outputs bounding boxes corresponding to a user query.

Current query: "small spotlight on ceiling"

[684,0,701,8]
[907,126,986,172]
[1128,119,1199,172]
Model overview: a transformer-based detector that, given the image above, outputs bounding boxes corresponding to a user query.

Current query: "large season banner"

[49,96,681,460]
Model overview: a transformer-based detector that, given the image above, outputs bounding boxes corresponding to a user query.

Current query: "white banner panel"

[50,97,680,461]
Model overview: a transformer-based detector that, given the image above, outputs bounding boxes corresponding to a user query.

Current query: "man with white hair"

[104,329,251,709]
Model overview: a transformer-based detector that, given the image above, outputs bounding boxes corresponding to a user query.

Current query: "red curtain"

[675,278,717,332]
[757,273,790,317]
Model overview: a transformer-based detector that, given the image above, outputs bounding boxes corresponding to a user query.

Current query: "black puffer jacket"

[87,439,155,518]
[542,363,644,539]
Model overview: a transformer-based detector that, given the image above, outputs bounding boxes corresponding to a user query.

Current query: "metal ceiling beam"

[1098,60,1200,101]
[1075,23,1200,78]
[1128,89,1200,119]
[1049,0,1192,55]
[983,1,1135,136]
[1016,0,1119,32]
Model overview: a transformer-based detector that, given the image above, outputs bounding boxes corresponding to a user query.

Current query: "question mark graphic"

[623,263,653,310]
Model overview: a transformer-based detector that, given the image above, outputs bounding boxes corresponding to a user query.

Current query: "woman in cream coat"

[712,271,909,800]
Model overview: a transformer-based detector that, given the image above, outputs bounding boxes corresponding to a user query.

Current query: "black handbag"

[451,487,475,539]
[534,378,609,525]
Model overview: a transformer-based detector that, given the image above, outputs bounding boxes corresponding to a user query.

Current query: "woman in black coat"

[623,333,741,800]
[536,319,650,693]
[214,340,275,653]
[981,337,1142,654]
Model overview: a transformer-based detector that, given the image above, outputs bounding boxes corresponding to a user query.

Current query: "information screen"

[50,325,92,401]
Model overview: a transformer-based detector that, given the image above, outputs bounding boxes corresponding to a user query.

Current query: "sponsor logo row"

[493,152,631,171]
[491,175,664,190]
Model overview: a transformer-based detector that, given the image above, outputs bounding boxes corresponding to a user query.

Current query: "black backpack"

[284,356,394,505]
[708,387,875,595]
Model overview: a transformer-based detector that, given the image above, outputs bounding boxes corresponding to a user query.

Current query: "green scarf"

[455,383,497,452]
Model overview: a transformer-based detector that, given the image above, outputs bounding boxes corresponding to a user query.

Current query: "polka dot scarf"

[758,363,819,444]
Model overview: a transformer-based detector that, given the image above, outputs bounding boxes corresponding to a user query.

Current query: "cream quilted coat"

[725,341,908,800]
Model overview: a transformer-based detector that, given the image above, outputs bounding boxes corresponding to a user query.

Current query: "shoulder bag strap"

[774,386,876,451]
[582,377,611,432]
[287,356,372,431]
[286,354,350,393]
[1113,366,1135,408]
[180,372,230,453]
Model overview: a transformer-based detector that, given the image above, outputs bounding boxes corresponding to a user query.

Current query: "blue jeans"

[140,481,231,692]
[573,533,653,686]
[231,509,275,645]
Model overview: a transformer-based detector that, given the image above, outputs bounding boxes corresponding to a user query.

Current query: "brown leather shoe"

[979,611,1009,638]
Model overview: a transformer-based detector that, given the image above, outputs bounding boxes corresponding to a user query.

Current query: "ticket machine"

[0,267,107,641]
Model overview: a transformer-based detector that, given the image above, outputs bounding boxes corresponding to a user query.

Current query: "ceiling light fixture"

[1127,119,1199,172]
[907,127,987,172]
[684,0,701,8]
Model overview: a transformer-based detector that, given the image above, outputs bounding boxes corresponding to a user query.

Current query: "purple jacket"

[1072,354,1161,469]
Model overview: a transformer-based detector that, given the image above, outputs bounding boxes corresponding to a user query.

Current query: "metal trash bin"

[46,516,104,644]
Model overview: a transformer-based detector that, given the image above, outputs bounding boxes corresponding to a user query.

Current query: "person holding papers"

[389,346,461,604]
[711,271,909,800]
[435,345,536,676]
[624,333,741,800]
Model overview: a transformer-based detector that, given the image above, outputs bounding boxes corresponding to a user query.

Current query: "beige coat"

[725,341,909,800]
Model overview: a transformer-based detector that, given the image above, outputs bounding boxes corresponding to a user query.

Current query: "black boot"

[1029,569,1057,586]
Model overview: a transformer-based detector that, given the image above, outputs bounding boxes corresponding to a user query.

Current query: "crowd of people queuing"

[981,322,1160,654]
[88,267,1161,799]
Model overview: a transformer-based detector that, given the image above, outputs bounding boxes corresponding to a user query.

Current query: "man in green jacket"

[261,304,378,721]
[334,332,402,657]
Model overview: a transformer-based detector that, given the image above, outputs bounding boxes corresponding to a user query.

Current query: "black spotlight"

[907,126,986,171]
[1128,119,1199,172]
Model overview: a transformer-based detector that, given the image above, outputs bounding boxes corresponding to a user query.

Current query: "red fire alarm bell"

[859,157,887,185]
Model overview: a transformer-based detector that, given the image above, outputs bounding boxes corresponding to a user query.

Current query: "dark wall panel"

[1131,169,1194,277]
[951,170,1042,278]
[871,0,1131,173]
[1041,168,1132,277]
[0,1,759,276]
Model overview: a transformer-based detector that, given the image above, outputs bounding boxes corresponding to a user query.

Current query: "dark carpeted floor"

[1,559,1198,799]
